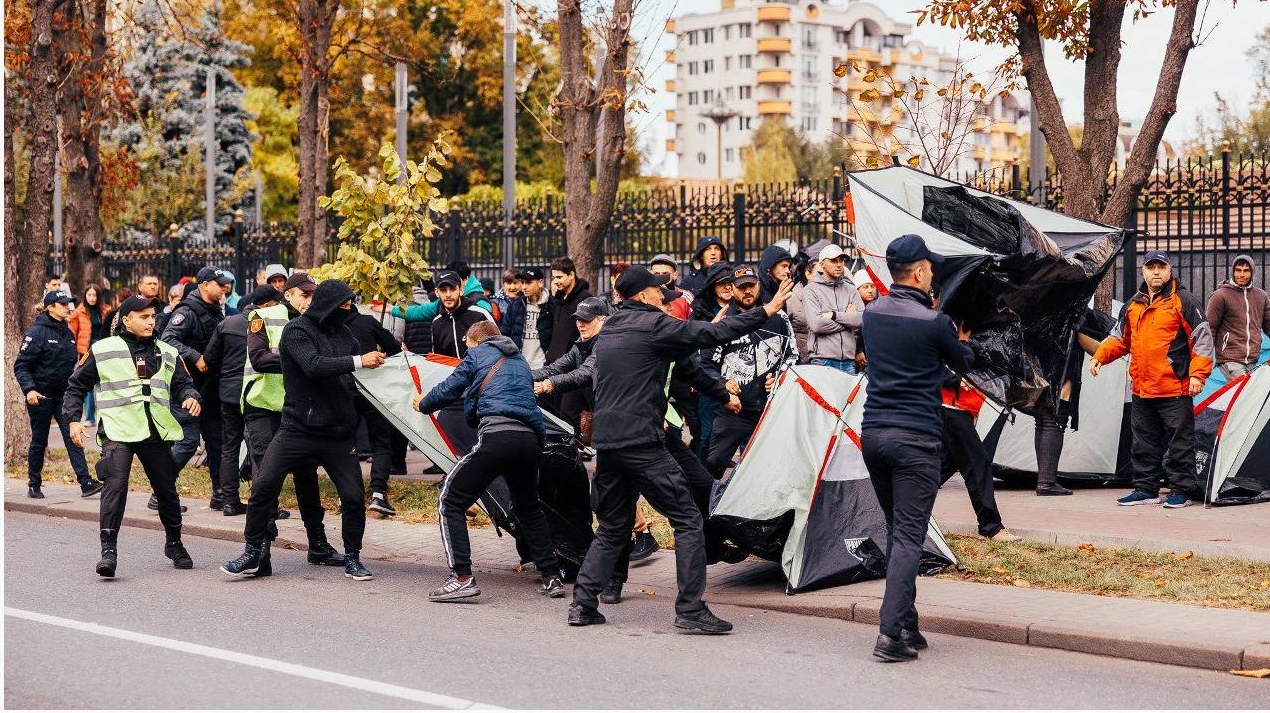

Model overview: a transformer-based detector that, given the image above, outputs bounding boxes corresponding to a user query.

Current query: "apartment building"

[665,0,1025,181]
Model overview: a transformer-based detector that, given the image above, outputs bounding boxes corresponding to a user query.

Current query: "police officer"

[860,235,974,662]
[159,265,231,510]
[235,272,344,566]
[15,290,101,498]
[221,279,385,581]
[63,296,202,577]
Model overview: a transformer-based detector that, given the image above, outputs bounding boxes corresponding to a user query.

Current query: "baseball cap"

[519,267,545,281]
[614,265,671,298]
[731,265,760,287]
[852,269,875,287]
[283,272,317,293]
[196,266,234,285]
[116,295,164,318]
[886,234,944,264]
[43,290,75,306]
[575,296,610,322]
[246,285,282,307]
[434,270,462,288]
[818,244,846,262]
[649,253,677,269]
[1142,250,1171,266]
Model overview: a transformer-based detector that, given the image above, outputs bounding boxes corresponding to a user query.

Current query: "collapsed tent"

[354,353,594,576]
[1196,364,1270,506]
[847,166,1123,416]
[711,365,958,593]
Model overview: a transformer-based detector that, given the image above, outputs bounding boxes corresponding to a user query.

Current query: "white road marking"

[5,607,499,710]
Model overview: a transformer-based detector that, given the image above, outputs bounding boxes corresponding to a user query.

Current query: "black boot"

[163,526,193,569]
[96,530,118,578]
[307,537,346,566]
[873,633,919,662]
[221,543,263,577]
[253,539,273,577]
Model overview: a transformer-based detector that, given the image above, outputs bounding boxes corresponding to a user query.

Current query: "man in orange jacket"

[1090,251,1214,508]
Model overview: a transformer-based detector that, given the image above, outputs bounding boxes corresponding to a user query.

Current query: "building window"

[723,25,731,41]
[697,152,708,165]
[725,148,735,163]
[739,54,752,69]
[739,23,752,38]
[688,61,699,75]
[697,122,708,135]
[703,59,714,73]
[736,116,752,131]
[738,85,752,100]
[802,56,816,81]
[725,86,735,100]
[687,31,698,46]
[688,91,699,105]
[802,26,816,49]
[703,28,714,43]
[801,116,818,132]
[724,56,732,71]
[703,89,714,103]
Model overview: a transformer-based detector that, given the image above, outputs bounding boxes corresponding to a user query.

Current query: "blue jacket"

[499,294,554,350]
[861,284,975,438]
[416,334,545,442]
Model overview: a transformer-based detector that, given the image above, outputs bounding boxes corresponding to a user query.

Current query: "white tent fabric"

[1206,365,1270,505]
[353,353,464,470]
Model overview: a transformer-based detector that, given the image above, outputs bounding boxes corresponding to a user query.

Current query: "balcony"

[757,5,790,22]
[666,139,676,152]
[665,50,675,63]
[666,79,676,92]
[846,46,880,63]
[665,19,675,33]
[757,100,792,115]
[756,68,792,84]
[757,37,792,53]
[666,110,676,122]
[990,121,1018,134]
[972,147,987,161]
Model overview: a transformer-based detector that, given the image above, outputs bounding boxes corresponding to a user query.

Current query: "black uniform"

[62,331,200,546]
[14,312,94,490]
[162,291,225,490]
[342,306,403,496]
[572,299,772,617]
[203,308,253,507]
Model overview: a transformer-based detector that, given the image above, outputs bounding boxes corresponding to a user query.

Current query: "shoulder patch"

[77,351,89,367]
[249,318,264,334]
[170,312,186,326]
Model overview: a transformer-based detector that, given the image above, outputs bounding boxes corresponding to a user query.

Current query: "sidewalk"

[8,479,1269,673]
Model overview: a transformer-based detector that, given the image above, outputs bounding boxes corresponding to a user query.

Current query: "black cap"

[196,266,234,285]
[435,270,462,288]
[731,265,760,287]
[43,290,75,306]
[246,285,282,307]
[1142,250,1171,266]
[284,272,317,293]
[518,266,545,282]
[575,296,610,321]
[886,234,944,265]
[614,265,671,298]
[116,295,164,319]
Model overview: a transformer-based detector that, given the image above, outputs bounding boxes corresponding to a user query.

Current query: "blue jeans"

[696,395,721,459]
[26,396,92,488]
[810,357,857,374]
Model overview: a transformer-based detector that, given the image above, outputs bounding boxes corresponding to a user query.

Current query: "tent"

[354,353,594,576]
[1196,364,1270,506]
[710,365,958,593]
[847,166,1123,416]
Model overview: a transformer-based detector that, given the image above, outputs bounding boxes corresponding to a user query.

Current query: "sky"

[620,0,1270,176]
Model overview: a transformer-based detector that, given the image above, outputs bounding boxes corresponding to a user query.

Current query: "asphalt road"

[4,512,1267,709]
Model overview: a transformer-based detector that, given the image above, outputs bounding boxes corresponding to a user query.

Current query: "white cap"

[263,264,289,281]
[852,269,875,287]
[818,244,846,262]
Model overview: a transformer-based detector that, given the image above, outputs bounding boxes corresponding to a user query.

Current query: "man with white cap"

[803,244,865,374]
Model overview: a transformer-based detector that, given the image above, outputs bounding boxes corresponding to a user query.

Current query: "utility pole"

[502,0,517,269]
[205,66,216,243]
[1028,96,1046,205]
[701,96,740,182]
[254,171,263,224]
[395,62,408,185]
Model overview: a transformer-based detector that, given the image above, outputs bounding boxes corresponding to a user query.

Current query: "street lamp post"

[700,96,741,182]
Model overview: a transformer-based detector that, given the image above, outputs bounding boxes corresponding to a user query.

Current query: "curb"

[9,497,1270,673]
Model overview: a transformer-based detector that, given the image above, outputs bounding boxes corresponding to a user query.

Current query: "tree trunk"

[557,0,634,287]
[295,0,335,269]
[59,0,107,294]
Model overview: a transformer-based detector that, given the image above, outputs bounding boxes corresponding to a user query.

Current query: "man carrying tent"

[412,320,566,602]
[567,265,793,634]
[1206,254,1270,380]
[804,244,865,374]
[1091,251,1214,509]
[860,234,975,663]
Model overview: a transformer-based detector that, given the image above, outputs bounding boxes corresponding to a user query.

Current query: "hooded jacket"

[416,334,545,442]
[701,302,796,415]
[1206,254,1270,366]
[679,236,730,295]
[277,279,362,437]
[689,262,735,322]
[15,312,80,397]
[803,273,865,361]
[1095,278,1215,399]
[431,296,495,359]
[546,279,593,363]
[533,336,598,398]
[342,306,403,356]
[758,244,793,303]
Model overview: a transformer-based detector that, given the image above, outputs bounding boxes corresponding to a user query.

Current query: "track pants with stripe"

[438,428,559,577]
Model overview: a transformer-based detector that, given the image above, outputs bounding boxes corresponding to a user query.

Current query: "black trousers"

[1130,395,1201,497]
[574,443,706,615]
[99,436,182,533]
[862,426,941,639]
[437,429,558,577]
[356,393,395,495]
[26,395,91,487]
[245,427,366,553]
[939,409,1004,538]
[704,411,759,478]
[669,380,701,449]
[218,401,247,504]
[243,411,329,544]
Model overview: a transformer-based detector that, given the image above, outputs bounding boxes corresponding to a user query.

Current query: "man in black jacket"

[341,300,404,515]
[222,279,386,581]
[861,234,975,663]
[203,285,281,514]
[161,265,232,509]
[431,270,495,359]
[546,257,593,427]
[567,266,793,633]
[500,267,553,368]
[14,291,100,498]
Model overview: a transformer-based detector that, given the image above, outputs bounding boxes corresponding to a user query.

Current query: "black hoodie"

[690,262,736,321]
[278,280,362,437]
[679,236,730,295]
[758,244,793,304]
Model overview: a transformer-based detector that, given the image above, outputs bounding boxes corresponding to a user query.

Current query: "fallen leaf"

[1078,542,1096,554]
[639,588,656,596]
[1154,579,1168,587]
[991,566,1009,574]
[1229,669,1270,678]
[1012,579,1031,588]
[1174,550,1194,561]
[1135,572,1150,579]
[1261,580,1270,590]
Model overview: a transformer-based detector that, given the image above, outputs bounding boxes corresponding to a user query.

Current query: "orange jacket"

[1094,279,1214,398]
[68,303,113,356]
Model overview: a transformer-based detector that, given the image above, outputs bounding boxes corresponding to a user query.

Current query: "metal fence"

[55,149,1270,306]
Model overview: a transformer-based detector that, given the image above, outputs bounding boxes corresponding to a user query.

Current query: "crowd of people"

[14,235,1267,655]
